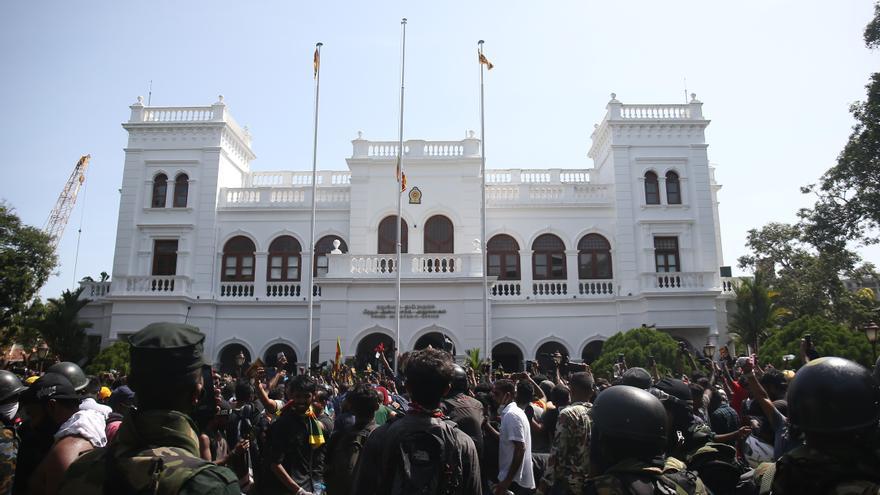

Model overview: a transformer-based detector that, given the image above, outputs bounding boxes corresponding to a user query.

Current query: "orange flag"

[479,51,494,70]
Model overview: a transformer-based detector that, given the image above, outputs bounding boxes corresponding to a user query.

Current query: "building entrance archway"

[492,342,524,372]
[535,341,569,374]
[413,332,455,354]
[356,332,395,372]
[263,343,296,374]
[581,340,604,364]
[218,343,251,378]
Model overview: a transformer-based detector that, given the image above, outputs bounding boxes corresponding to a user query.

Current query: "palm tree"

[465,348,482,372]
[729,274,788,354]
[34,287,93,363]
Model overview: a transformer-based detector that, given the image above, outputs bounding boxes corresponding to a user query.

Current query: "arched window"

[487,234,520,280]
[578,234,612,279]
[314,236,348,276]
[173,173,189,207]
[222,236,256,281]
[644,171,660,205]
[424,215,454,253]
[378,216,408,254]
[532,234,566,280]
[267,236,301,281]
[151,174,168,208]
[666,171,681,204]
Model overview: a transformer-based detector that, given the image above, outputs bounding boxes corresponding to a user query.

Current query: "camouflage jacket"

[0,423,17,495]
[59,409,238,495]
[539,401,592,495]
[667,422,714,462]
[755,443,880,495]
[583,458,709,495]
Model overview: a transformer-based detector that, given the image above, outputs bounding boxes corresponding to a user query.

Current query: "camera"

[617,353,625,364]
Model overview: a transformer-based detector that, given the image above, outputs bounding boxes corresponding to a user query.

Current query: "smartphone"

[804,334,812,347]
[648,355,656,367]
[617,353,625,364]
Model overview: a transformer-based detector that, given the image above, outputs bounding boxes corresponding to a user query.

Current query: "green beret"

[129,322,206,379]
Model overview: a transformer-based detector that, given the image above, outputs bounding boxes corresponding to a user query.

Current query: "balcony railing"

[642,272,711,291]
[578,280,615,297]
[218,186,351,209]
[118,276,191,295]
[78,280,111,299]
[329,254,478,278]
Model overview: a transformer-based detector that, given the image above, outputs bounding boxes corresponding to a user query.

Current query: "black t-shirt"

[440,393,485,454]
[261,411,326,492]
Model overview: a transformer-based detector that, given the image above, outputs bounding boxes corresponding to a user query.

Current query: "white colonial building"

[78,93,735,373]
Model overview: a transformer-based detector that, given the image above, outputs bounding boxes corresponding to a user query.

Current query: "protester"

[13,373,81,495]
[441,364,485,458]
[104,384,134,444]
[324,383,379,495]
[489,378,534,495]
[263,374,326,495]
[352,347,481,495]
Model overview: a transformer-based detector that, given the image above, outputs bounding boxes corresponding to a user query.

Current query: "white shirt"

[498,401,535,489]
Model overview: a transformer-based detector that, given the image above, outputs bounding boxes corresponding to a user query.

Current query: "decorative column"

[519,250,533,298]
[254,252,267,298]
[565,249,579,296]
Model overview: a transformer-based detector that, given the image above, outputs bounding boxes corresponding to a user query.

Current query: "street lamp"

[703,342,716,360]
[863,321,879,362]
[36,341,49,372]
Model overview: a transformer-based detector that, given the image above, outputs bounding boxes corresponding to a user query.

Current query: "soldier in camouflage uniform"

[538,371,595,495]
[0,371,26,495]
[754,357,880,494]
[584,385,709,495]
[59,322,239,495]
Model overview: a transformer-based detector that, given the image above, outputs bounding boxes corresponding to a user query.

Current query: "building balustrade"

[533,281,568,298]
[115,276,190,295]
[578,280,615,296]
[218,186,351,209]
[78,280,111,299]
[642,272,712,291]
[330,254,477,278]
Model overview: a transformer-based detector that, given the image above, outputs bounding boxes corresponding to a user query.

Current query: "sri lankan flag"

[479,51,494,70]
[313,47,320,78]
[334,337,342,372]
[396,157,407,192]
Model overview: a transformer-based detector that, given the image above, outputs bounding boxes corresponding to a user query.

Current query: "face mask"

[0,402,19,423]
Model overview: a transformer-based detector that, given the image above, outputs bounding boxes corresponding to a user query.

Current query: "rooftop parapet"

[126,95,252,148]
[350,131,481,159]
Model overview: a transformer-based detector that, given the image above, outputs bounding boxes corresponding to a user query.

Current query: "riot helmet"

[46,361,90,392]
[787,357,880,433]
[0,371,26,403]
[450,364,468,393]
[591,385,668,449]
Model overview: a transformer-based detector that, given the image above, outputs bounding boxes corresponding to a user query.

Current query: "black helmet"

[617,367,652,390]
[0,371,26,403]
[787,357,880,433]
[451,364,468,393]
[46,362,89,392]
[591,385,668,449]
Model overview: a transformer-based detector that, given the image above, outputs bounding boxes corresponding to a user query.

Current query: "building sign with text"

[364,304,446,319]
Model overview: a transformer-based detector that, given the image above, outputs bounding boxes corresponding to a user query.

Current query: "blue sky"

[2,1,878,299]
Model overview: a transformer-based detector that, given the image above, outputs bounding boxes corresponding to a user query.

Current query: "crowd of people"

[0,321,878,494]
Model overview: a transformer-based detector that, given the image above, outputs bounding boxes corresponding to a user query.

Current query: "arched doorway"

[310,345,320,369]
[356,332,395,372]
[218,343,251,378]
[581,340,604,365]
[492,342,524,372]
[413,332,456,354]
[263,343,296,373]
[535,341,569,374]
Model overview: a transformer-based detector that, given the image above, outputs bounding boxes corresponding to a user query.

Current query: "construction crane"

[44,155,90,250]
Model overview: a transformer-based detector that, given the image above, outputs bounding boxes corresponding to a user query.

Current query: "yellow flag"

[479,51,494,70]
[313,47,320,78]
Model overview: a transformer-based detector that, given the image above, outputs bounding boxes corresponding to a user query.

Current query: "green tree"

[0,203,57,339]
[86,341,130,375]
[802,4,880,246]
[737,223,876,327]
[464,348,482,372]
[728,274,788,353]
[591,327,696,380]
[758,315,872,369]
[35,287,92,363]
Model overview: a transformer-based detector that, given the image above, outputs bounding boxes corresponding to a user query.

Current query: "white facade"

[78,93,735,372]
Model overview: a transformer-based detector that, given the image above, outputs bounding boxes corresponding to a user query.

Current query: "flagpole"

[307,42,323,371]
[478,40,490,374]
[394,18,407,375]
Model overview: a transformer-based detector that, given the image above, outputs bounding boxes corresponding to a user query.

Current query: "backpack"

[389,418,463,495]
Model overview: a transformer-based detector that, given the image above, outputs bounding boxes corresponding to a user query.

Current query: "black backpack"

[389,418,463,495]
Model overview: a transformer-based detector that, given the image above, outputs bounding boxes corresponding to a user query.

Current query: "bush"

[86,341,130,375]
[591,327,697,380]
[758,315,872,369]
